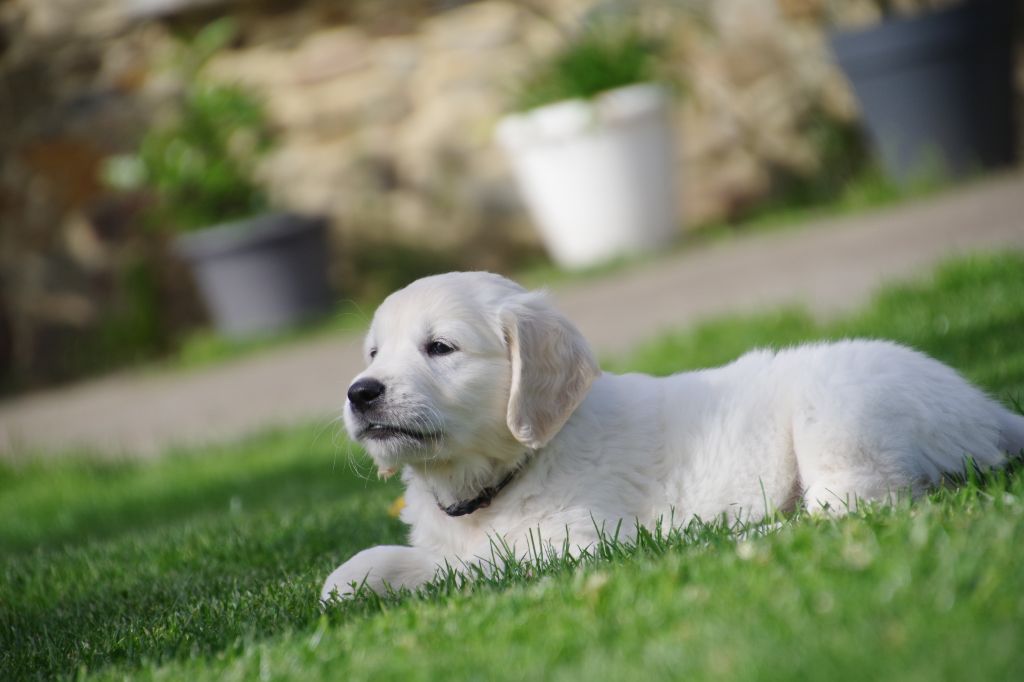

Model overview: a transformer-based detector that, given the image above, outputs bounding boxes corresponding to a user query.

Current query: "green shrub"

[105,19,274,232]
[511,27,665,112]
[138,83,273,231]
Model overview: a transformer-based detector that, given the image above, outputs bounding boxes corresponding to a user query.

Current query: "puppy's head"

[344,272,600,473]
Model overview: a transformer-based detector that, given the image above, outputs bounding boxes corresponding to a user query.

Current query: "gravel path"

[3,173,1023,458]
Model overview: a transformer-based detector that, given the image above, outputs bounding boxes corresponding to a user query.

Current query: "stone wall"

[202,0,860,253]
[1,0,172,388]
[0,0,1018,388]
[205,2,567,262]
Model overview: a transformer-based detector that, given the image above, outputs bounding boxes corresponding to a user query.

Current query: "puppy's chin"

[346,417,443,470]
[361,433,442,466]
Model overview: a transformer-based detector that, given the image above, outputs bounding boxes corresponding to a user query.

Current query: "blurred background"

[1,0,1021,396]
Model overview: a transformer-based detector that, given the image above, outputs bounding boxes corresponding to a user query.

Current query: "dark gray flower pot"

[175,212,333,337]
[830,0,1017,183]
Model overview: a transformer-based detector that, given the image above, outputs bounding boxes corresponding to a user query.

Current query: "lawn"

[2,251,1023,681]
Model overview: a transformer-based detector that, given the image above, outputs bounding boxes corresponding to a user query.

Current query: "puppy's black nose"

[348,378,385,412]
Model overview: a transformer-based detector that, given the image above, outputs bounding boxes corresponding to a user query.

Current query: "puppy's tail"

[998,406,1024,460]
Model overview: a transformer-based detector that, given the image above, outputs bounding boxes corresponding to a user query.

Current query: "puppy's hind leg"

[791,410,927,516]
[793,401,1007,516]
[800,471,917,515]
[791,345,1014,515]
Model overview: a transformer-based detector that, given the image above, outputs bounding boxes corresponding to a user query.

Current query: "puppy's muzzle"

[348,377,385,413]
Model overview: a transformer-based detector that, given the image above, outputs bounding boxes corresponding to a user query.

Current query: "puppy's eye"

[369,348,378,360]
[426,340,456,357]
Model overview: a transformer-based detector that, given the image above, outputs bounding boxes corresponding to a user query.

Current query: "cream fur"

[321,271,1024,602]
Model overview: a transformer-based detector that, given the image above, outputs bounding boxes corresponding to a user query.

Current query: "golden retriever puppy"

[322,272,1024,601]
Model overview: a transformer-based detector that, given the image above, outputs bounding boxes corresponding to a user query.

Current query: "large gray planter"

[175,212,333,337]
[830,0,1017,182]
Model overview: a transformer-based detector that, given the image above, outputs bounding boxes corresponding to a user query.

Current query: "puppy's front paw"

[320,563,368,603]
[320,545,440,605]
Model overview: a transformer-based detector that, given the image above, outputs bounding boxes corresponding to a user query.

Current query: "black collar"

[436,456,529,517]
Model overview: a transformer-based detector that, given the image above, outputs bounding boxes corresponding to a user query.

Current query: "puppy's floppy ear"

[500,292,600,450]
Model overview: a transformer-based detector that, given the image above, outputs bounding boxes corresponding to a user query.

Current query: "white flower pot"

[496,83,679,269]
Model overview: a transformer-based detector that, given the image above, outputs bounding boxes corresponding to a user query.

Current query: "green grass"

[2,251,1023,681]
